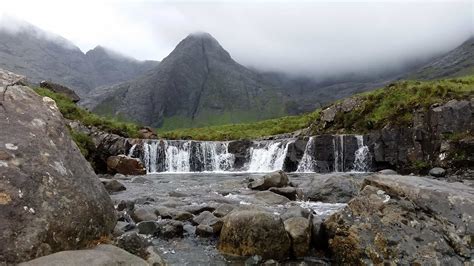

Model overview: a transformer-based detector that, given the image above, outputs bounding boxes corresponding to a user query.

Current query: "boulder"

[116,232,151,259]
[131,207,158,222]
[0,84,116,263]
[302,174,361,203]
[100,178,126,193]
[158,220,184,239]
[248,171,289,190]
[117,199,135,212]
[255,191,291,205]
[213,203,236,217]
[283,217,311,257]
[323,174,474,264]
[39,80,80,103]
[19,244,148,266]
[146,246,165,266]
[196,224,215,237]
[268,186,298,200]
[280,206,311,221]
[429,167,446,177]
[192,211,223,233]
[378,169,398,175]
[218,210,291,260]
[106,154,146,175]
[137,221,160,235]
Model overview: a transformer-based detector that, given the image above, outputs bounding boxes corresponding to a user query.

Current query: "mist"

[1,0,472,78]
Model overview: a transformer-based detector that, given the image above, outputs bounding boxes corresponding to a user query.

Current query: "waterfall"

[353,135,371,172]
[333,135,344,172]
[127,144,137,157]
[297,137,316,172]
[247,140,293,172]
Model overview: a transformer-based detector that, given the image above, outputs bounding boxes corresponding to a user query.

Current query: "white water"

[334,135,344,172]
[247,140,293,172]
[353,135,371,172]
[127,144,137,157]
[297,137,316,172]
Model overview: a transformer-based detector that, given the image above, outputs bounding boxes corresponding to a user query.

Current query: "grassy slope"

[160,75,474,140]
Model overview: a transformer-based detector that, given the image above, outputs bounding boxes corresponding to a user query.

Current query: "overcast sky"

[1,0,472,77]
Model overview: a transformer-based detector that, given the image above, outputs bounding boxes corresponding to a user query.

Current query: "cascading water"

[333,135,344,172]
[128,144,137,157]
[297,137,316,172]
[247,140,293,172]
[353,135,371,172]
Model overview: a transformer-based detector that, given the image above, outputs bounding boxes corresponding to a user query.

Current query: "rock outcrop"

[39,80,80,103]
[0,81,116,263]
[106,154,146,175]
[323,174,474,264]
[248,170,289,190]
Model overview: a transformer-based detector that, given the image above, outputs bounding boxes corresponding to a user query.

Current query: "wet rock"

[19,244,148,266]
[114,173,131,180]
[131,207,158,222]
[146,246,165,266]
[323,174,474,264]
[134,196,155,205]
[302,174,361,203]
[268,186,298,200]
[213,203,236,217]
[378,169,398,175]
[131,176,152,184]
[255,191,291,205]
[218,210,291,260]
[248,170,289,190]
[107,154,146,175]
[262,259,278,265]
[116,232,151,259]
[183,204,216,214]
[158,220,184,239]
[196,224,215,237]
[100,178,126,193]
[113,221,131,237]
[117,199,135,212]
[429,167,446,177]
[310,215,324,248]
[171,210,194,221]
[283,139,308,172]
[39,80,81,103]
[137,221,159,235]
[280,206,310,221]
[0,82,116,263]
[284,217,311,257]
[228,139,252,169]
[244,255,263,265]
[192,211,223,233]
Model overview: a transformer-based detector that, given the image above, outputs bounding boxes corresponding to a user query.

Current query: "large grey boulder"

[248,170,289,190]
[302,174,361,203]
[0,83,116,264]
[324,174,474,264]
[283,217,311,258]
[218,210,291,260]
[19,244,148,266]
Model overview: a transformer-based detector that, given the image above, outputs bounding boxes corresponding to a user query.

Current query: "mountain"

[0,20,159,96]
[86,33,287,129]
[405,37,474,80]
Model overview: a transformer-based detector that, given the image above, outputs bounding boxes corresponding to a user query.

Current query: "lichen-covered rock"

[0,84,116,264]
[248,171,289,190]
[323,174,474,265]
[218,210,291,260]
[284,217,311,257]
[106,154,146,175]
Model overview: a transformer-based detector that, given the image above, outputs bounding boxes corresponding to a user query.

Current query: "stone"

[134,196,155,205]
[39,80,81,103]
[378,169,398,175]
[106,154,146,175]
[0,83,116,264]
[138,126,158,139]
[146,246,165,266]
[192,211,223,233]
[255,191,291,205]
[19,244,148,266]
[131,207,158,222]
[114,221,132,237]
[196,224,214,237]
[280,206,311,221]
[116,232,151,259]
[183,204,216,214]
[117,200,135,212]
[137,221,160,235]
[131,176,152,184]
[323,174,474,264]
[268,186,298,200]
[244,255,263,265]
[213,203,236,217]
[429,167,446,177]
[284,217,311,257]
[100,178,126,193]
[302,174,361,203]
[158,220,184,239]
[218,210,291,260]
[310,215,324,248]
[248,170,289,190]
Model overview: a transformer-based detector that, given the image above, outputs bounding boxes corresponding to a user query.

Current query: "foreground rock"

[302,174,361,203]
[324,174,474,264]
[248,170,289,190]
[284,217,311,258]
[106,154,146,175]
[218,210,291,260]
[0,83,116,263]
[19,244,148,266]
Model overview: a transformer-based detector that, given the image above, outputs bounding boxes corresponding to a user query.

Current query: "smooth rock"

[255,191,291,205]
[158,220,184,239]
[378,169,398,175]
[269,186,298,200]
[116,232,151,259]
[213,203,236,217]
[131,176,152,184]
[218,210,291,260]
[196,224,214,237]
[248,170,289,190]
[131,207,158,222]
[19,244,148,266]
[137,221,159,235]
[100,178,126,193]
[106,154,146,175]
[284,217,311,257]
[429,167,446,177]
[192,211,223,233]
[280,206,310,221]
[302,174,361,203]
[146,246,165,266]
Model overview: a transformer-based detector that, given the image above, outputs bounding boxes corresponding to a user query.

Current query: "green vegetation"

[34,88,141,138]
[69,129,95,159]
